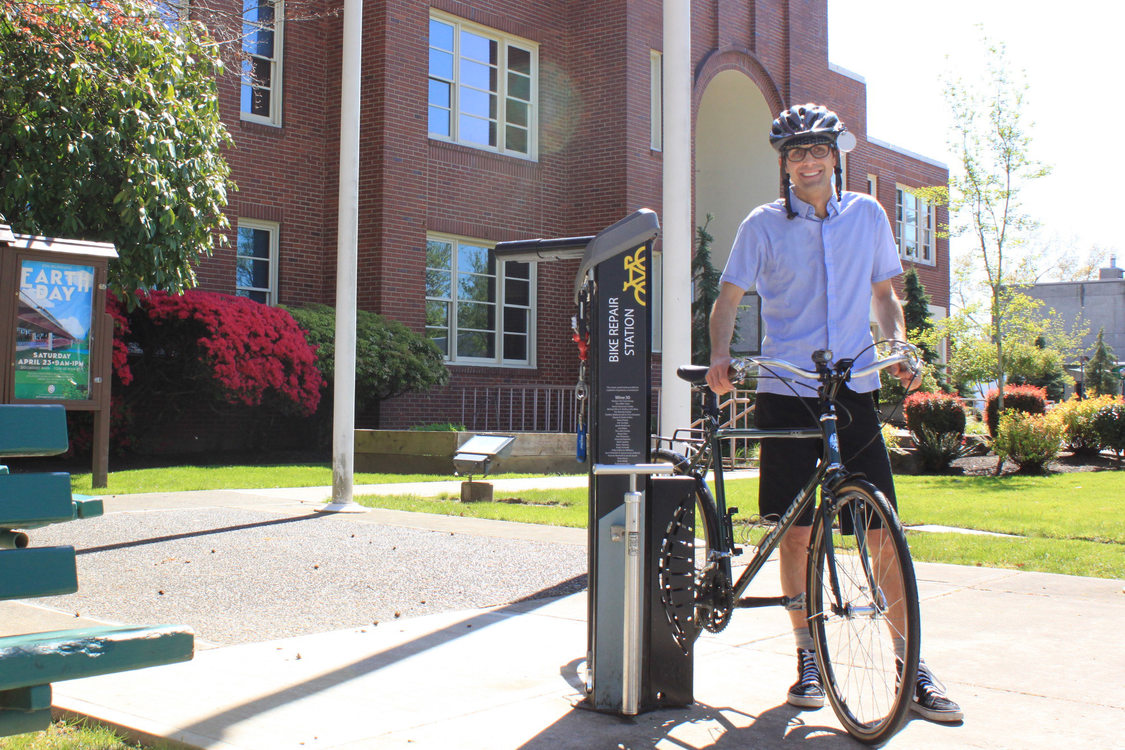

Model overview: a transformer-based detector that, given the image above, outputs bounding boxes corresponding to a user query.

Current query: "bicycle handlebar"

[728,344,921,384]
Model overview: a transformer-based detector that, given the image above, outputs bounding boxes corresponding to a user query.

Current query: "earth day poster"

[14,259,96,400]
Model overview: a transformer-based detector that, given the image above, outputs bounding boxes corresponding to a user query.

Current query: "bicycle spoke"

[808,481,920,744]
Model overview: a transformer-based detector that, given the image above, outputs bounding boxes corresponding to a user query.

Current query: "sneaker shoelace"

[915,661,947,698]
[798,649,820,686]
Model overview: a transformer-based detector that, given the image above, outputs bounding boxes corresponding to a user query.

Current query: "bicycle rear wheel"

[807,480,920,745]
[653,449,730,653]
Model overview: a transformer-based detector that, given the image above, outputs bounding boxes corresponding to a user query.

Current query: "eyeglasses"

[785,143,833,162]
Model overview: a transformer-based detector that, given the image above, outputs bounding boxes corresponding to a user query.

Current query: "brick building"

[196,0,950,431]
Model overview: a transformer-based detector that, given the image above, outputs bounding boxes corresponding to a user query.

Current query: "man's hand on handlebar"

[707,355,735,395]
[888,341,923,392]
[889,361,921,392]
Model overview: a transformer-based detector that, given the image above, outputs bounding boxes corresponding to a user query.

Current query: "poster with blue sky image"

[14,260,96,400]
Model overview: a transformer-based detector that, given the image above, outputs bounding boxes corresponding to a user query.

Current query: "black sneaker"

[787,648,825,708]
[911,660,963,722]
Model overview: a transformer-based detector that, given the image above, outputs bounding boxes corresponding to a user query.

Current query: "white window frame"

[428,11,538,159]
[426,234,537,367]
[241,0,284,126]
[235,219,280,305]
[867,173,878,197]
[895,186,935,265]
[650,50,663,152]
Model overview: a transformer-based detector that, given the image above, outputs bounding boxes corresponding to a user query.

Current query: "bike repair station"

[496,209,698,716]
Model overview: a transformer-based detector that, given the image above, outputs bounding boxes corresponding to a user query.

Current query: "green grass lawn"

[52,461,1125,579]
[62,465,564,495]
[353,471,1124,579]
[0,718,172,750]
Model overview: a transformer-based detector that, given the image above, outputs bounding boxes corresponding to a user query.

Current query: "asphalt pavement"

[2,478,1123,749]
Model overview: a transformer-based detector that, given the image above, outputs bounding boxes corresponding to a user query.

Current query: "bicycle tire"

[806,480,920,745]
[652,448,729,652]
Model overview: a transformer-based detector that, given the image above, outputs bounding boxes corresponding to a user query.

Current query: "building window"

[650,50,662,152]
[236,219,279,304]
[426,235,535,365]
[428,12,537,158]
[895,186,935,264]
[867,174,878,197]
[241,0,283,125]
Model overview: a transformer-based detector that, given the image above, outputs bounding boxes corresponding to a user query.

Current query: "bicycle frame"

[694,367,858,607]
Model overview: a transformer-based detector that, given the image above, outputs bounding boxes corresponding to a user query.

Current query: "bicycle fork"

[812,400,885,620]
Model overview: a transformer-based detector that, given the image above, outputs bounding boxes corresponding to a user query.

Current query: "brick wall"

[190,0,949,432]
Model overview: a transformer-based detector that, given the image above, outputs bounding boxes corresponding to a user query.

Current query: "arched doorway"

[695,69,777,354]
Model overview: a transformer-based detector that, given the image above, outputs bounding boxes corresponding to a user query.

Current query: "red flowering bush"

[903,391,967,440]
[985,384,1048,437]
[106,292,134,386]
[128,290,324,416]
[902,391,970,472]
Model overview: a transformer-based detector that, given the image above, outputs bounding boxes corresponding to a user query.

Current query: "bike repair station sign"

[595,243,651,465]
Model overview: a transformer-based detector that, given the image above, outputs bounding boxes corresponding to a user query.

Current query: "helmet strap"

[833,149,843,202]
[781,167,797,220]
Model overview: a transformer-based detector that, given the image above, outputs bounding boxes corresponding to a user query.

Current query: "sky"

[826,0,1124,273]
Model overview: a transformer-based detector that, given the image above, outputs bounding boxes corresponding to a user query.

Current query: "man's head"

[770,104,853,218]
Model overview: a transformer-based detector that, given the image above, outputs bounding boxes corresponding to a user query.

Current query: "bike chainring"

[696,562,735,634]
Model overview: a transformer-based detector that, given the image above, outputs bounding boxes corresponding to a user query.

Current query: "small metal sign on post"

[0,226,117,487]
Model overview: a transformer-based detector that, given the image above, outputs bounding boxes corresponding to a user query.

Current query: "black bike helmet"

[770,103,849,218]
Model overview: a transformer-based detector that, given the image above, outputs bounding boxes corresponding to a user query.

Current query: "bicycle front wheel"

[807,480,920,745]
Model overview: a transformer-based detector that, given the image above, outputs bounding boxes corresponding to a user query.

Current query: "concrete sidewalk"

[5,481,1124,749]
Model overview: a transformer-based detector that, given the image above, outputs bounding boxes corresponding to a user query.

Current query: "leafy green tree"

[916,37,1051,416]
[920,288,1083,404]
[691,214,723,365]
[1086,328,1121,397]
[0,0,233,307]
[1007,336,1071,402]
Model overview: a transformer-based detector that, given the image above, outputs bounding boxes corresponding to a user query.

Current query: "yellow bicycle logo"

[622,246,646,307]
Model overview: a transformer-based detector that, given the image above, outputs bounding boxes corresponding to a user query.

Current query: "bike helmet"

[770,103,851,219]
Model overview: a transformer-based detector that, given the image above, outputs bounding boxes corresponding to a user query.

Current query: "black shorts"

[755,386,896,527]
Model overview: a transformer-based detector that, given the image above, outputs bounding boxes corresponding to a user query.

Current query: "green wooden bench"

[0,404,194,737]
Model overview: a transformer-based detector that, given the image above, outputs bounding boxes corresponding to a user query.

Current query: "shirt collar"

[789,188,841,219]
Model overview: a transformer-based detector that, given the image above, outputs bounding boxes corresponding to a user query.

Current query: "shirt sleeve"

[720,212,765,292]
[869,198,903,283]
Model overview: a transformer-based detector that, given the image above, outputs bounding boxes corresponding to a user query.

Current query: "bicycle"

[653,344,922,745]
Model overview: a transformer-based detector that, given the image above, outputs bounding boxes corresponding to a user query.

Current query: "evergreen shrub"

[1092,401,1125,458]
[985,384,1047,437]
[903,391,969,472]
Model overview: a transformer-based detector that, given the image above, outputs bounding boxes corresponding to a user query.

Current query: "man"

[706,103,962,723]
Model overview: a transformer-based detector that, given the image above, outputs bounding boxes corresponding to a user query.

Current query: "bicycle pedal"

[727,507,738,515]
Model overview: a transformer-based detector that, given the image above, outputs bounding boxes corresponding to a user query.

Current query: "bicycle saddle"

[676,365,710,384]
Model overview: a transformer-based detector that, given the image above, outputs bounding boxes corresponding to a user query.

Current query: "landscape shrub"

[85,290,325,454]
[985,384,1047,436]
[284,304,449,412]
[1092,401,1125,458]
[903,391,969,472]
[124,290,324,415]
[903,391,967,438]
[992,410,1063,473]
[1052,395,1118,455]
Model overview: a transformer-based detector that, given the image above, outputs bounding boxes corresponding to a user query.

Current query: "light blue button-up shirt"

[720,189,902,396]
